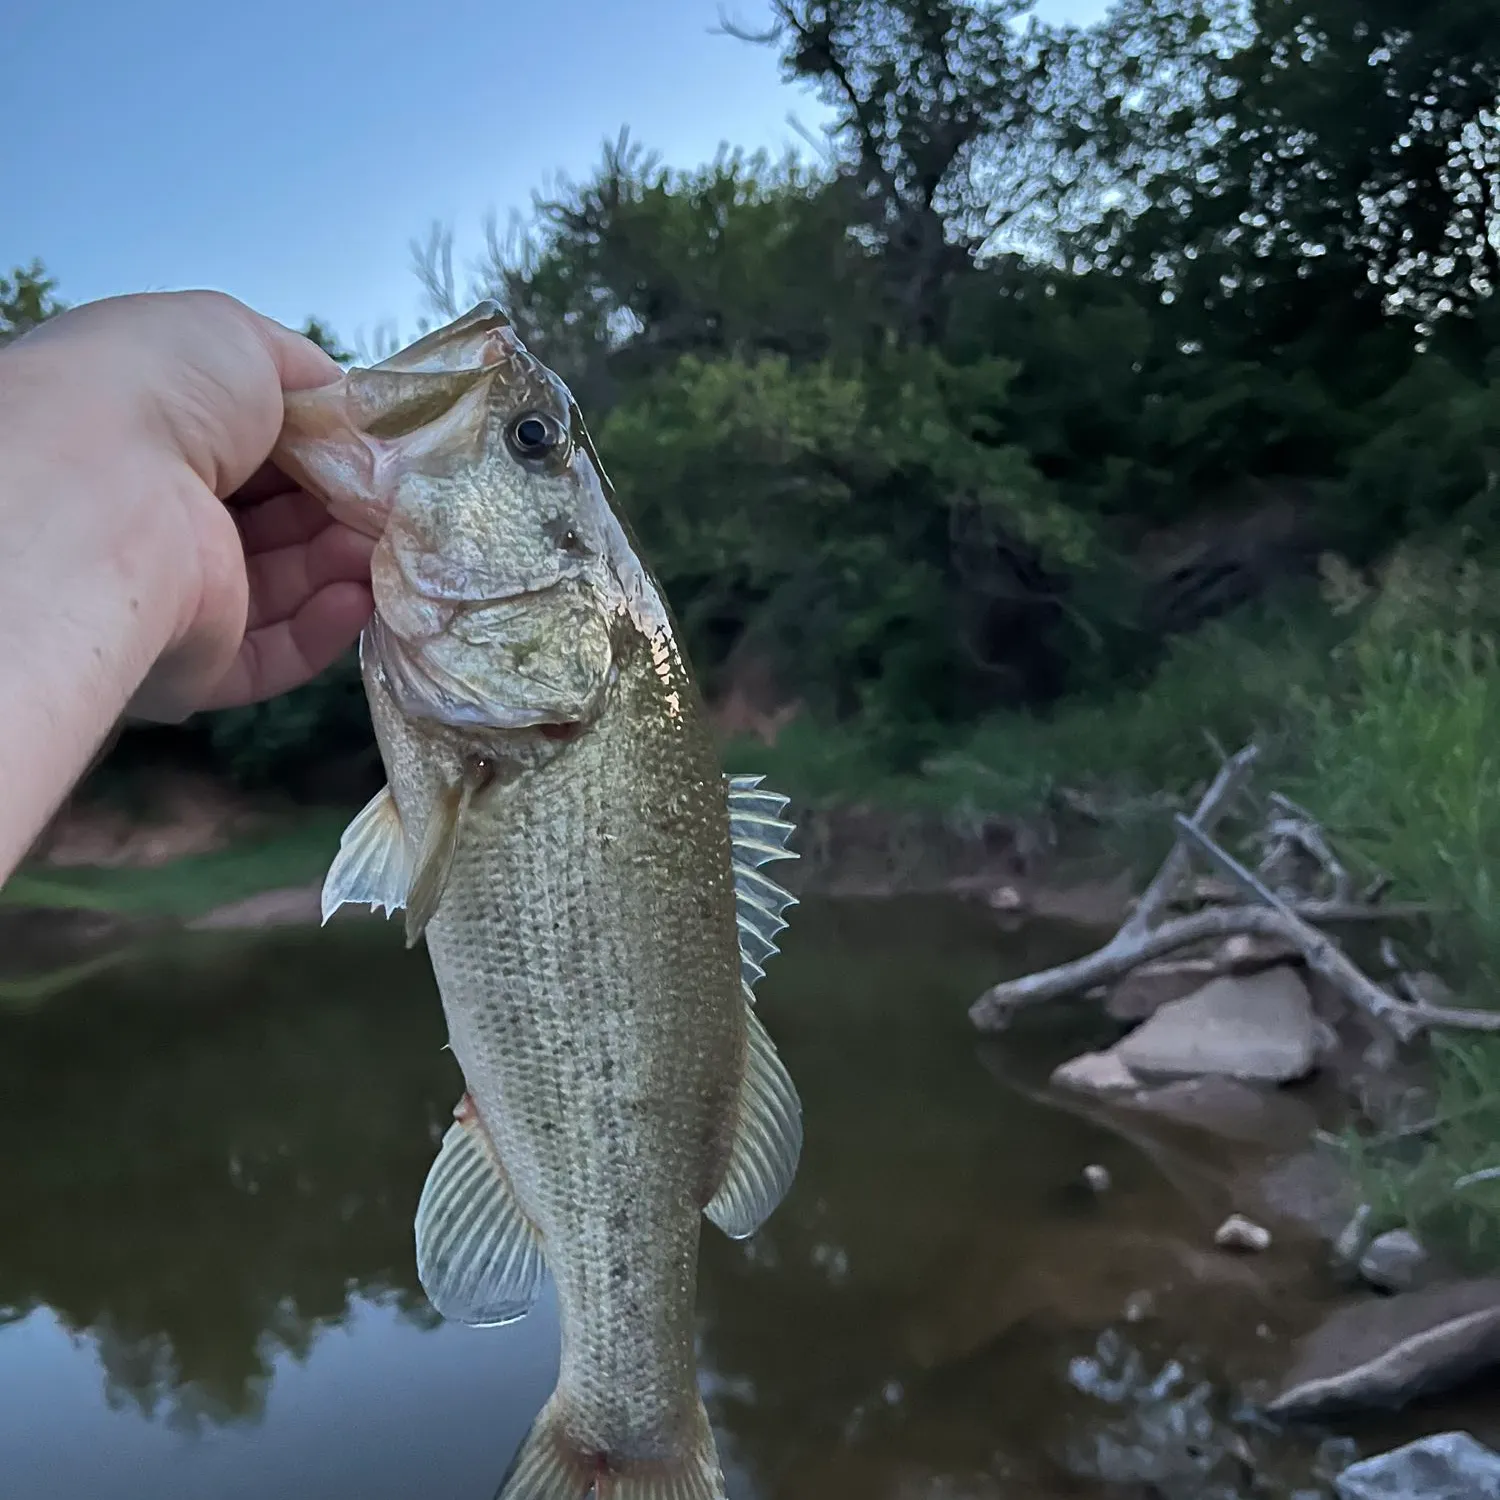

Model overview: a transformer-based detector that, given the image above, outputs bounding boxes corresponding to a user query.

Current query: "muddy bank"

[6,774,1115,946]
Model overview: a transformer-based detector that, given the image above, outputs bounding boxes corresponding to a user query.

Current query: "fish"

[271,302,803,1500]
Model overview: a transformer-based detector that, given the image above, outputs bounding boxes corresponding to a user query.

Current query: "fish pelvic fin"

[726,774,798,995]
[321,785,410,923]
[704,1005,803,1241]
[415,1100,547,1327]
[403,773,478,948]
[496,1394,726,1500]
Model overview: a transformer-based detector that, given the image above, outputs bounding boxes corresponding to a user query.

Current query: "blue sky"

[4,0,1111,348]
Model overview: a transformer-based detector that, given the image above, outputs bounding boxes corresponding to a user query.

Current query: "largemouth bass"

[271,303,802,1500]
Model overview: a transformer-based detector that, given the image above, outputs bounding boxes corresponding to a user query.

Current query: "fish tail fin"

[496,1395,726,1500]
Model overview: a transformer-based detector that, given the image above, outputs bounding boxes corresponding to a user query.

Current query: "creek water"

[0,898,1493,1498]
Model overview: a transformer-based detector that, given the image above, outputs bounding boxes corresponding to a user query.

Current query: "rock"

[1123,1075,1318,1149]
[1215,1214,1272,1252]
[1082,1163,1112,1192]
[1334,1431,1500,1499]
[1106,959,1220,1022]
[1217,931,1303,971]
[1359,1230,1430,1293]
[1050,1050,1140,1096]
[1114,966,1319,1083]
[1268,1278,1500,1418]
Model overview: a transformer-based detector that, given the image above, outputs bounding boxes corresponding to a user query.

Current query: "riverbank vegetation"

[7,0,1500,1257]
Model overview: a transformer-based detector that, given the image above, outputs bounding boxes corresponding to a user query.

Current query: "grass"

[0,807,350,922]
[732,589,1345,823]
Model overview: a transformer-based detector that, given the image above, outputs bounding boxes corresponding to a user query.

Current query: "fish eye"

[507,410,565,462]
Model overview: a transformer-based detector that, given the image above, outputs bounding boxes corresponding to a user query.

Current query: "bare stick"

[1118,743,1260,941]
[1262,797,1353,902]
[1407,1003,1500,1034]
[1454,1166,1500,1190]
[1293,900,1432,923]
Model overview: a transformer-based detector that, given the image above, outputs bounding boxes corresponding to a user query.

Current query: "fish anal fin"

[725,773,798,996]
[497,1395,725,1500]
[322,785,410,923]
[414,1101,546,1328]
[704,1008,803,1241]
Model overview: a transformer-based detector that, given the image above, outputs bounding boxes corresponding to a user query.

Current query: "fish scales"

[369,624,742,1452]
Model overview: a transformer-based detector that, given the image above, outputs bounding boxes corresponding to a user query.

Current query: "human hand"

[2,290,376,722]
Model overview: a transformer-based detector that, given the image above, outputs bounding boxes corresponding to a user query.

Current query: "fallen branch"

[973,905,1325,1027]
[1404,1003,1500,1034]
[970,901,1433,1030]
[1119,743,1260,941]
[1288,900,1431,924]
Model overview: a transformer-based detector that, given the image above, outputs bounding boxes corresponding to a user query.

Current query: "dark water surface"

[0,900,1488,1498]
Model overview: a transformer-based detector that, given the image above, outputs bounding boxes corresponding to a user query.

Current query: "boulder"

[1268,1279,1500,1418]
[1335,1431,1500,1500]
[1359,1230,1431,1293]
[1114,966,1318,1084]
[1050,1050,1140,1095]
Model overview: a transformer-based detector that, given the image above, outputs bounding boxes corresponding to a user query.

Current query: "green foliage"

[1342,1034,1500,1271]
[196,649,373,788]
[0,261,65,343]
[298,317,354,365]
[1291,549,1500,992]
[600,346,1091,749]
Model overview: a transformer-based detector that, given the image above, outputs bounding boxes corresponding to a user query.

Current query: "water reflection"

[0,926,455,1429]
[0,898,1438,1499]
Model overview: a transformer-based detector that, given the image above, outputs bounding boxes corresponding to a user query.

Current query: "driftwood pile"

[969,743,1500,1041]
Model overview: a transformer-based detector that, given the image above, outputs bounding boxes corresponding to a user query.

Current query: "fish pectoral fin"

[403,776,476,948]
[497,1395,725,1500]
[704,1007,803,1241]
[726,774,798,996]
[321,785,410,922]
[415,1108,546,1328]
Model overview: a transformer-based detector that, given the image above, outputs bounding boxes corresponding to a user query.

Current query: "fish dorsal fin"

[415,1102,547,1328]
[727,773,798,992]
[321,785,410,923]
[404,776,479,948]
[705,1007,804,1240]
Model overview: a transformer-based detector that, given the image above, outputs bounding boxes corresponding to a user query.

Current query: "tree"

[740,0,1075,340]
[0,261,65,344]
[1091,0,1500,368]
